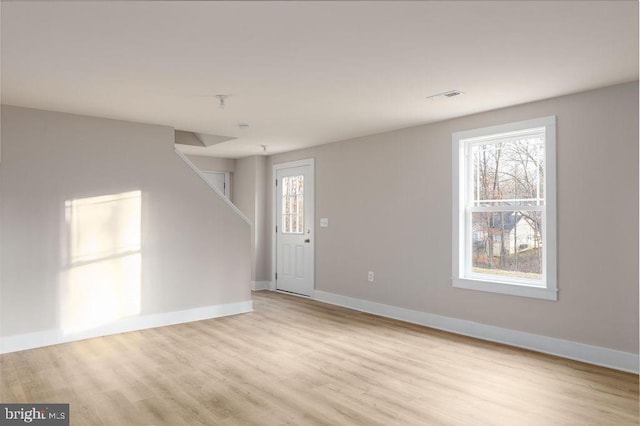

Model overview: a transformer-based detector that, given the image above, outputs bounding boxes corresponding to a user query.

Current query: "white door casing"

[274,159,314,296]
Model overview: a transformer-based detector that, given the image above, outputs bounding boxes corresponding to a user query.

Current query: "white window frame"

[452,116,557,301]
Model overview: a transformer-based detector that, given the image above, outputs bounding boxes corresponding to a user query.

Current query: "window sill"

[452,277,557,301]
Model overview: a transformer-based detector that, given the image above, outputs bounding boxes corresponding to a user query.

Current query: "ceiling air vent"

[426,90,464,101]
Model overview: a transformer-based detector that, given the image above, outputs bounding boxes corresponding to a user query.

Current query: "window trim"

[452,116,557,301]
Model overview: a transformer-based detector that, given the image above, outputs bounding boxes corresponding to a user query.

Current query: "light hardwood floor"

[1,291,638,425]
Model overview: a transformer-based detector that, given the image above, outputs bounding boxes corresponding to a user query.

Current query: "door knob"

[304,239,310,243]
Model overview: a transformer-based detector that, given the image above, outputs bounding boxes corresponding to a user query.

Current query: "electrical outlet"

[368,271,375,282]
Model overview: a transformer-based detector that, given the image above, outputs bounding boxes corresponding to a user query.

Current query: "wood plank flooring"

[1,291,638,425]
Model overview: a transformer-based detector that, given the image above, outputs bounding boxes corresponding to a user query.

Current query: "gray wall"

[267,82,639,353]
[233,156,269,283]
[186,155,235,173]
[254,156,269,282]
[234,157,257,281]
[1,106,252,337]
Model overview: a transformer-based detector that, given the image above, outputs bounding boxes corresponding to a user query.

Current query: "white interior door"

[275,162,314,296]
[201,171,230,199]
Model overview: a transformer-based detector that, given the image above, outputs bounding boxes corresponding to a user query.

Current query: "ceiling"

[2,1,638,159]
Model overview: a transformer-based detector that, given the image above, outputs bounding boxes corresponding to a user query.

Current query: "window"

[452,116,557,300]
[281,175,305,234]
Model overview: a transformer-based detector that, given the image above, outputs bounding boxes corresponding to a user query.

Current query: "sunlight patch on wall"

[61,190,142,334]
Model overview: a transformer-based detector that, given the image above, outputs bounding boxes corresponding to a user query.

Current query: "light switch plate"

[320,218,329,228]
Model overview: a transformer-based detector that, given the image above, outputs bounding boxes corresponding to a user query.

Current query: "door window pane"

[282,175,304,234]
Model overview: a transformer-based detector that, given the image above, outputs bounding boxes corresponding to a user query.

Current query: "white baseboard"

[252,281,271,291]
[313,290,639,374]
[0,300,253,354]
[269,281,276,291]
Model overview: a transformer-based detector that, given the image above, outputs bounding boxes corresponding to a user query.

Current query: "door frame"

[271,158,315,296]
